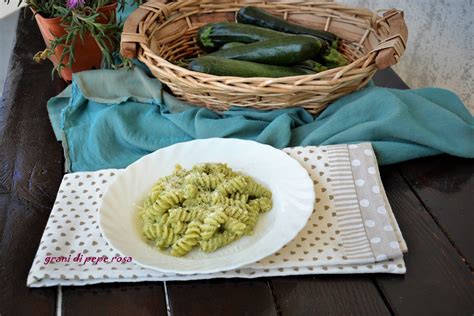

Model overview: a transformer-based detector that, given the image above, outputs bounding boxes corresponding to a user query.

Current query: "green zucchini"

[320,44,348,68]
[196,22,289,52]
[189,56,307,77]
[236,6,338,45]
[220,42,247,50]
[297,60,328,73]
[208,36,323,66]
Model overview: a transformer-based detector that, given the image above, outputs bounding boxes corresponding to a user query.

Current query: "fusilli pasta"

[139,163,272,256]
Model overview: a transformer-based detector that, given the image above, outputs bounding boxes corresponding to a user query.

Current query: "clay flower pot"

[33,2,117,81]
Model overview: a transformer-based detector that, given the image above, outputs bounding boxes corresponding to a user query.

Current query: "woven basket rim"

[120,0,408,113]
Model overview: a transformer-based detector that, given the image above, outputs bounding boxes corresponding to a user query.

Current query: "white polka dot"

[372,186,380,194]
[349,144,358,149]
[359,199,370,207]
[376,254,387,261]
[364,149,373,156]
[377,206,387,214]
[365,220,375,227]
[351,159,361,166]
[368,167,376,174]
[383,225,393,232]
[371,237,381,244]
[389,241,400,249]
[355,179,365,187]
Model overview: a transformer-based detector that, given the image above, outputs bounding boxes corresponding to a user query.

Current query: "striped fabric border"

[347,143,406,259]
[327,145,375,261]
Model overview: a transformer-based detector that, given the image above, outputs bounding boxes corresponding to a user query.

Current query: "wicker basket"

[121,0,408,114]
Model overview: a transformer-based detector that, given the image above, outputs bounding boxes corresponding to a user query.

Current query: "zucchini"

[297,60,328,73]
[236,6,338,45]
[189,56,307,77]
[208,36,323,66]
[320,44,348,68]
[196,22,288,52]
[220,42,247,50]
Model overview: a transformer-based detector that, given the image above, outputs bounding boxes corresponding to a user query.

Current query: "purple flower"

[66,0,85,9]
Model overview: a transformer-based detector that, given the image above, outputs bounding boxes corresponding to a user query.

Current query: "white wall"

[1,2,26,95]
[0,11,19,96]
[0,1,26,17]
[343,0,473,112]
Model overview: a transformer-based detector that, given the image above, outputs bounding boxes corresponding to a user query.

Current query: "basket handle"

[120,8,149,59]
[121,0,169,59]
[373,9,408,69]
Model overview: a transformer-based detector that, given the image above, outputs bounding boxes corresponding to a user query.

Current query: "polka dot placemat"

[28,143,406,287]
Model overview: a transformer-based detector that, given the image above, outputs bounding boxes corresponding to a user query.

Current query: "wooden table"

[1,11,473,315]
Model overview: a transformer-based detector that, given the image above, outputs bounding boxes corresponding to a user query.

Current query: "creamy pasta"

[139,163,272,257]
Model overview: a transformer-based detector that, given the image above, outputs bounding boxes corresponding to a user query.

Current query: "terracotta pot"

[33,2,117,81]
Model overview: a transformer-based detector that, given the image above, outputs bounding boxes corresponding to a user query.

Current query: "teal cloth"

[117,1,139,23]
[47,68,474,172]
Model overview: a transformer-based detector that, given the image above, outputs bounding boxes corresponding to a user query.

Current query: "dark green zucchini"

[208,36,323,66]
[220,42,247,50]
[196,22,288,52]
[320,46,348,68]
[189,56,307,77]
[297,60,328,73]
[236,6,338,45]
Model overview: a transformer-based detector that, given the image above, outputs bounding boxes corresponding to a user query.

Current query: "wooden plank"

[0,194,57,315]
[271,276,391,315]
[0,9,64,315]
[372,68,409,90]
[0,9,66,206]
[374,166,474,315]
[397,155,474,266]
[166,279,278,316]
[62,283,167,316]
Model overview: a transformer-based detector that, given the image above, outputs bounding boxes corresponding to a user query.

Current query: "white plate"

[98,138,315,274]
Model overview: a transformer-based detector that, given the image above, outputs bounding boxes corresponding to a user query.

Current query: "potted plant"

[5,0,142,81]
